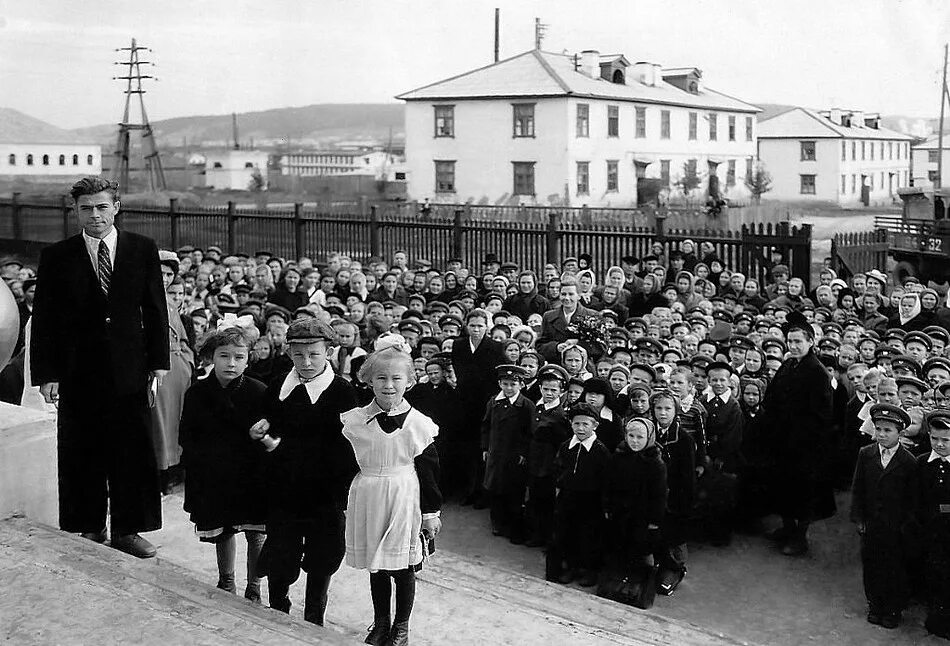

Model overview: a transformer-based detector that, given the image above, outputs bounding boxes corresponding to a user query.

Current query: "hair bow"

[374,332,411,354]
[217,313,255,332]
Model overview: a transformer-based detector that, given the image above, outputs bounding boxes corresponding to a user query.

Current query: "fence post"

[799,223,813,290]
[293,202,304,260]
[11,192,22,241]
[546,212,559,265]
[654,210,666,241]
[369,205,381,259]
[227,201,237,253]
[453,209,464,260]
[61,194,71,240]
[168,197,179,250]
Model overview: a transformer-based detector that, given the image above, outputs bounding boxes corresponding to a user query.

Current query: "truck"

[878,187,950,284]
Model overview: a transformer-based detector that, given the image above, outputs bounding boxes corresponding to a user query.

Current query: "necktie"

[97,240,112,297]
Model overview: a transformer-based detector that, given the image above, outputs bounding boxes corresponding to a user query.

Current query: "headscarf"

[624,417,656,451]
[920,287,939,313]
[576,269,596,298]
[899,292,921,326]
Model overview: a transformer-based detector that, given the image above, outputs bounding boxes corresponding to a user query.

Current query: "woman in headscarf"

[424,274,447,303]
[629,273,668,317]
[674,271,700,310]
[601,266,633,309]
[918,287,940,327]
[740,278,767,311]
[836,288,858,316]
[890,291,929,331]
[442,271,460,300]
[576,269,600,308]
[267,267,308,312]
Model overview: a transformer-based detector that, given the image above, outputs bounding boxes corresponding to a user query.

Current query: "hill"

[0,107,91,144]
[69,103,406,148]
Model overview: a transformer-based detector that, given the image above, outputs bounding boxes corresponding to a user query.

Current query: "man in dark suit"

[31,177,169,558]
[537,275,599,364]
[451,308,505,505]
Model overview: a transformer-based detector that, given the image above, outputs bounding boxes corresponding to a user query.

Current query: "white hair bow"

[374,332,411,354]
[217,313,256,332]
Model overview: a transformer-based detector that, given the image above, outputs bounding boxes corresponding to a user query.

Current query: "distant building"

[397,49,760,207]
[279,150,401,180]
[203,149,269,190]
[757,107,913,206]
[1,141,102,180]
[911,135,949,188]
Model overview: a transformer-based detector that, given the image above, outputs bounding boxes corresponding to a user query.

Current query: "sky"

[0,0,948,129]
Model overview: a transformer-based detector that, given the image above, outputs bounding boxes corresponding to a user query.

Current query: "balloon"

[0,279,18,373]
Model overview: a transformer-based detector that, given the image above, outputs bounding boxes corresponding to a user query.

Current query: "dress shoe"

[780,536,808,557]
[657,567,685,596]
[216,577,237,594]
[244,582,261,603]
[508,534,525,546]
[558,569,575,584]
[880,613,900,629]
[765,525,795,543]
[577,569,598,587]
[80,529,107,544]
[365,615,391,646]
[867,611,882,626]
[112,534,157,559]
[386,619,409,646]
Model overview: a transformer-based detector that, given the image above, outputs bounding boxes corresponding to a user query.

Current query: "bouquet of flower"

[566,314,611,353]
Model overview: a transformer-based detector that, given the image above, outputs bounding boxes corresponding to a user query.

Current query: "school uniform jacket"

[851,443,918,539]
[703,392,743,473]
[481,393,536,493]
[528,403,572,479]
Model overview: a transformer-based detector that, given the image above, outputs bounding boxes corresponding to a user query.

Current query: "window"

[512,162,535,195]
[686,158,698,179]
[888,142,893,160]
[213,162,223,169]
[434,105,454,137]
[880,142,884,159]
[930,150,941,164]
[7,154,14,165]
[870,142,874,161]
[42,154,49,165]
[861,141,866,160]
[606,160,618,192]
[728,115,736,141]
[851,141,856,160]
[841,141,846,161]
[851,175,857,194]
[394,172,406,180]
[607,105,619,137]
[58,154,65,165]
[727,159,736,187]
[930,170,941,183]
[708,112,718,141]
[434,160,456,193]
[87,154,93,165]
[576,104,589,137]
[746,157,754,183]
[800,141,816,161]
[689,112,697,140]
[841,174,846,194]
[635,107,646,138]
[800,174,816,194]
[576,162,589,195]
[72,154,79,165]
[745,116,753,141]
[512,104,535,137]
[660,110,670,139]
[660,160,671,186]
[244,162,254,168]
[26,154,33,166]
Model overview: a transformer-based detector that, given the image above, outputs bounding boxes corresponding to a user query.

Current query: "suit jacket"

[31,230,169,397]
[451,335,505,439]
[850,443,918,531]
[537,303,599,363]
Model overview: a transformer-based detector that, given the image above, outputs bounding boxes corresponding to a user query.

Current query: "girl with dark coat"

[267,267,308,312]
[736,377,772,525]
[581,378,623,452]
[628,273,668,317]
[889,292,930,332]
[179,326,268,601]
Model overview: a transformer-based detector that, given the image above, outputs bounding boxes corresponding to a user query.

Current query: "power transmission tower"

[112,38,166,192]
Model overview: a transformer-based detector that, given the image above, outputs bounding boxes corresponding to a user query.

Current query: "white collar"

[708,389,731,404]
[495,390,520,404]
[278,365,335,403]
[881,444,896,456]
[599,407,613,421]
[82,227,118,262]
[928,451,950,463]
[365,398,411,420]
[569,432,598,451]
[538,398,561,411]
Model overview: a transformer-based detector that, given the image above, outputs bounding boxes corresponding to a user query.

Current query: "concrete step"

[0,516,353,645]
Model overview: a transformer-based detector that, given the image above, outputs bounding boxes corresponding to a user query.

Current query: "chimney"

[632,61,657,87]
[851,110,865,128]
[829,108,843,125]
[864,112,880,129]
[580,50,600,78]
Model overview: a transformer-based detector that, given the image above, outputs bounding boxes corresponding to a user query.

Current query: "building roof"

[758,106,913,141]
[913,134,950,150]
[397,49,760,114]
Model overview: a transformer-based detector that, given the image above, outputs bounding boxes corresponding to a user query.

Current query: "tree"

[676,161,702,198]
[247,168,265,192]
[744,162,773,203]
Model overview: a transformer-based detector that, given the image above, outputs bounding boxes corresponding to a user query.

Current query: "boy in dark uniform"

[407,357,460,496]
[919,410,950,638]
[481,365,536,544]
[526,364,572,548]
[850,403,919,629]
[250,318,358,626]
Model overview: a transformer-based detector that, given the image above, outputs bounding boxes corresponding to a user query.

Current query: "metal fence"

[0,195,813,287]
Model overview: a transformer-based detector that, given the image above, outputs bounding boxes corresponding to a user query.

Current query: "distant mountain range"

[0,102,944,150]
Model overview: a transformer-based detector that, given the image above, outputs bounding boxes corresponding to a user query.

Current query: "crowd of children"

[8,238,950,638]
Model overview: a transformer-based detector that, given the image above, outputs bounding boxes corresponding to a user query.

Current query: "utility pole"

[534,17,548,50]
[232,112,240,150]
[939,43,948,188]
[112,38,166,192]
[494,8,500,63]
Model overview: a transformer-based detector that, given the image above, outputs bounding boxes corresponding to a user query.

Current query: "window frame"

[576,103,590,138]
[433,104,455,138]
[607,105,619,138]
[635,107,646,139]
[745,116,753,141]
[512,161,536,196]
[688,112,697,141]
[660,159,671,186]
[606,160,619,192]
[434,159,456,194]
[800,174,817,195]
[728,115,736,142]
[576,161,590,195]
[726,159,736,187]
[7,153,14,166]
[512,103,536,138]
[708,112,718,141]
[800,141,816,162]
[930,150,941,164]
[660,110,671,139]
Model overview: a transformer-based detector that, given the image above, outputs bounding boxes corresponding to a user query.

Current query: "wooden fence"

[0,195,814,288]
[830,228,890,279]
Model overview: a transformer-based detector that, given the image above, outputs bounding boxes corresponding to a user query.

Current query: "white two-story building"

[757,107,913,207]
[911,135,949,188]
[397,49,760,207]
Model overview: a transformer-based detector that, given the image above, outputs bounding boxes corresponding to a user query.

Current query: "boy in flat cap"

[850,403,919,629]
[918,410,950,637]
[481,365,536,544]
[250,318,357,626]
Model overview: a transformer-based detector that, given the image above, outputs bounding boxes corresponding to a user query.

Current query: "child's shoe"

[244,580,261,603]
[558,569,576,584]
[880,613,900,630]
[365,615,391,645]
[216,574,236,594]
[386,620,409,646]
[577,569,598,587]
[657,567,685,596]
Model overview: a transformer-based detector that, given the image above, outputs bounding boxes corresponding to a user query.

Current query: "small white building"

[279,150,399,179]
[397,49,760,207]
[757,107,913,206]
[203,149,269,190]
[1,141,102,179]
[911,135,950,188]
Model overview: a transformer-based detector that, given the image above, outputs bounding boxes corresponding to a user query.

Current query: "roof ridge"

[533,50,572,94]
[395,50,537,100]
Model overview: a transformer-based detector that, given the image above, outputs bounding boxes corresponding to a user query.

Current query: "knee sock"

[370,571,393,619]
[392,568,416,624]
[216,535,236,591]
